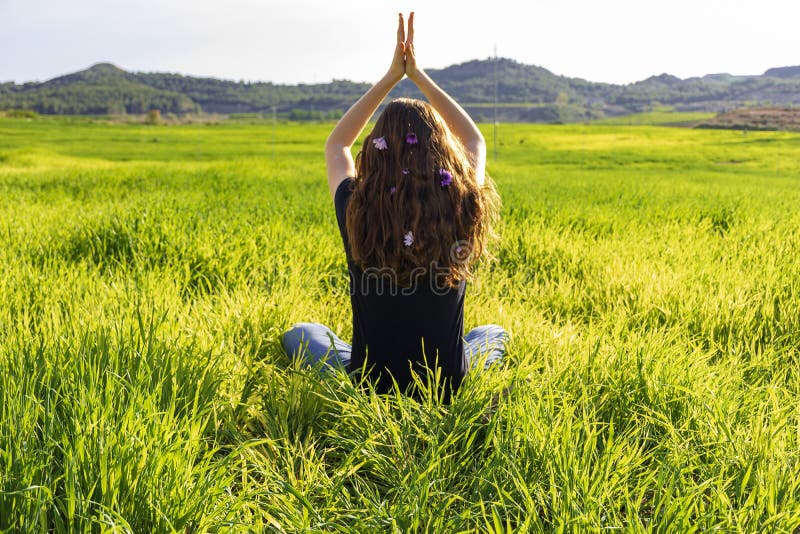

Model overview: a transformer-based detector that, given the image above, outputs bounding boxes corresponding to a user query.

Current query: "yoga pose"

[283,12,507,399]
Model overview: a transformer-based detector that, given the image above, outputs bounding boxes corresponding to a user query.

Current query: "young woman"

[283,12,507,398]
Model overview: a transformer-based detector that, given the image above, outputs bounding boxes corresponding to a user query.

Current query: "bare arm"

[404,13,486,186]
[324,14,406,198]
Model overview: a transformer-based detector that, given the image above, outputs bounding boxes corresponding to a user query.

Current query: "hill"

[2,59,800,121]
[763,65,800,79]
[0,63,198,115]
[697,107,800,132]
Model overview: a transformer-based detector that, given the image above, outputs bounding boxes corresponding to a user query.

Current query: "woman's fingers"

[397,12,405,45]
[406,11,414,47]
[403,12,417,78]
[388,13,406,79]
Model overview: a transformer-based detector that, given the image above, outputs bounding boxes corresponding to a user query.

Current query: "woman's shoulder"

[334,177,354,203]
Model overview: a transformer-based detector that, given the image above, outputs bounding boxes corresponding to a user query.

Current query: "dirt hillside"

[697,107,800,132]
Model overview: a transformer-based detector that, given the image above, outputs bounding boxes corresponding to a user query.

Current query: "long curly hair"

[345,98,500,287]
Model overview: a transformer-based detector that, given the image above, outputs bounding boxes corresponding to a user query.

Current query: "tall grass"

[1,117,799,531]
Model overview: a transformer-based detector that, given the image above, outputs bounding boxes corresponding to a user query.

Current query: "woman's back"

[335,178,469,393]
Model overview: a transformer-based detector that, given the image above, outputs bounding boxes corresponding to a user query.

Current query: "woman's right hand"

[388,13,407,82]
[404,12,421,81]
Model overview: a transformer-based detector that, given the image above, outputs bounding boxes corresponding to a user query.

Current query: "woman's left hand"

[388,13,406,81]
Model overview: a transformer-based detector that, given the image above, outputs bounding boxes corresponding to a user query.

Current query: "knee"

[472,324,509,345]
[484,324,509,340]
[282,323,314,354]
[285,322,316,334]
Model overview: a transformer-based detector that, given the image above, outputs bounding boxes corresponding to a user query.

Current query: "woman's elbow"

[468,135,486,157]
[324,135,336,153]
[324,137,341,162]
[325,131,351,151]
[469,137,486,162]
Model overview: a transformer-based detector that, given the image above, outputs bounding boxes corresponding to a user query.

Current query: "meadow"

[0,115,799,532]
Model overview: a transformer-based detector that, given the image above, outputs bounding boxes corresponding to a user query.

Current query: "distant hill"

[697,107,800,132]
[763,66,800,79]
[0,63,198,115]
[2,59,800,122]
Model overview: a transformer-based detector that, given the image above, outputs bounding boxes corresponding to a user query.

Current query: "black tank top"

[334,178,468,395]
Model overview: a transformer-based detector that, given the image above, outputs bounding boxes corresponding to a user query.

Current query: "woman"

[283,12,507,399]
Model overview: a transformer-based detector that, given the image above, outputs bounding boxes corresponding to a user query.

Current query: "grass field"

[1,115,799,532]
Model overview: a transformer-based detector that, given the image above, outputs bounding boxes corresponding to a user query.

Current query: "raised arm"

[404,12,486,186]
[324,14,407,198]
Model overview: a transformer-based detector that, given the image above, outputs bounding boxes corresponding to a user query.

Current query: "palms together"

[390,12,420,81]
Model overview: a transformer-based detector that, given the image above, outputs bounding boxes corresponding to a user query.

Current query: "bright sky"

[2,0,799,85]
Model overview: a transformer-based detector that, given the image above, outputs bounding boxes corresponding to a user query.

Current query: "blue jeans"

[282,323,508,372]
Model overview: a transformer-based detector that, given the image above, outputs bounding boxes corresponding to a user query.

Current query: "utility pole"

[272,104,277,162]
[493,44,499,162]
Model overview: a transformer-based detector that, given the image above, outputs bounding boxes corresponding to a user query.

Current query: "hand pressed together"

[388,12,421,81]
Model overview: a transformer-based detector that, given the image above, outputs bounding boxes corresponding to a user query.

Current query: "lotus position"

[283,12,508,399]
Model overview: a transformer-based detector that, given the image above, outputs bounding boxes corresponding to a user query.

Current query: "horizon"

[2,0,800,86]
[4,55,797,89]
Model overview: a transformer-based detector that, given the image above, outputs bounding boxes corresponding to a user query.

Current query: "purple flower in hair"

[389,186,397,195]
[373,137,388,150]
[405,132,418,145]
[403,231,414,247]
[439,168,453,187]
[401,168,410,176]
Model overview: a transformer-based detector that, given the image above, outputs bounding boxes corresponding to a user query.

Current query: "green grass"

[1,116,799,532]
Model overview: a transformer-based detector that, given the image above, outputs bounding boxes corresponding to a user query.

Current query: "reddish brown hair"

[345,98,500,287]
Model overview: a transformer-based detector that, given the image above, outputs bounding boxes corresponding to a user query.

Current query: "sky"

[2,0,799,86]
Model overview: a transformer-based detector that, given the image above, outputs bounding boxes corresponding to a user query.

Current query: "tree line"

[2,59,799,121]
